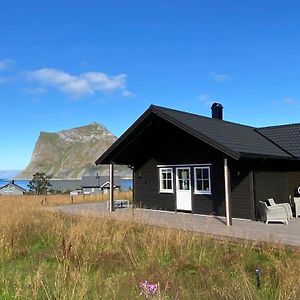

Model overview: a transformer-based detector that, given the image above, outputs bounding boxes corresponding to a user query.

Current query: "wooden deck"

[48,202,300,248]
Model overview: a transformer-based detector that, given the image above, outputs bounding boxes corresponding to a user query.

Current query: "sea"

[0,179,132,191]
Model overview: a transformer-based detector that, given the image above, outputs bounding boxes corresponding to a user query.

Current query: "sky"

[1,0,300,170]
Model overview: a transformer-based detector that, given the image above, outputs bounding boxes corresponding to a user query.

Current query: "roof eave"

[239,152,294,160]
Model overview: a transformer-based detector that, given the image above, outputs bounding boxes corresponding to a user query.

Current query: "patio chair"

[294,197,300,218]
[267,198,293,220]
[258,201,288,225]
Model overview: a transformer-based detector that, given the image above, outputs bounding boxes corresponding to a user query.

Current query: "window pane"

[196,180,203,191]
[167,180,172,189]
[179,180,183,190]
[160,169,173,191]
[202,168,209,179]
[183,170,189,180]
[196,169,202,180]
[203,180,210,191]
[195,167,211,193]
[162,179,166,190]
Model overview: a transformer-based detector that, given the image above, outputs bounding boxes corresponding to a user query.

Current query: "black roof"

[258,123,300,158]
[0,182,26,192]
[96,105,297,164]
[152,106,291,159]
[49,179,81,192]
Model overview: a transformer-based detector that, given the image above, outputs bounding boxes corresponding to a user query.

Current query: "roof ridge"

[150,104,254,129]
[259,122,300,129]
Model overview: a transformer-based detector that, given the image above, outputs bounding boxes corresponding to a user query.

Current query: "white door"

[176,167,192,211]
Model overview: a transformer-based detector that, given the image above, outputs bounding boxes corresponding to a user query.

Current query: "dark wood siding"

[134,156,255,219]
[192,159,225,216]
[254,170,288,204]
[132,118,227,216]
[230,161,252,219]
[132,118,257,219]
[287,171,300,196]
[134,159,175,211]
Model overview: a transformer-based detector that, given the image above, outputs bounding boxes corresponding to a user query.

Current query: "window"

[194,167,211,194]
[159,168,173,193]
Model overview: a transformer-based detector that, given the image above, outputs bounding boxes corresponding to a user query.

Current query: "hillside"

[16,123,130,179]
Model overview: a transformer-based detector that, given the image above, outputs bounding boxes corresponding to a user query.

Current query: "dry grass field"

[0,194,299,299]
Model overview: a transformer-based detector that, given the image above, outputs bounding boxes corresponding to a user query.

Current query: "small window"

[159,168,173,193]
[194,167,211,194]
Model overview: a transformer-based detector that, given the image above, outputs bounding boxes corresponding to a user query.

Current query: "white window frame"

[159,168,174,193]
[194,166,211,195]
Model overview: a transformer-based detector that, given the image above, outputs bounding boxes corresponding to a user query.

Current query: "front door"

[176,167,192,211]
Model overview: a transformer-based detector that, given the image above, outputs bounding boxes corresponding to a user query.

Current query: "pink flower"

[140,280,158,298]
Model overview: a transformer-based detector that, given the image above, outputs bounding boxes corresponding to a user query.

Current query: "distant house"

[49,179,81,193]
[0,180,26,195]
[96,103,300,222]
[81,175,121,195]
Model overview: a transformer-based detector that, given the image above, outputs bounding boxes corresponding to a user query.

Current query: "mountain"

[0,170,22,180]
[16,123,131,179]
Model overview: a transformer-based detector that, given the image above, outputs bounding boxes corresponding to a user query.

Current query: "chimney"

[211,102,223,120]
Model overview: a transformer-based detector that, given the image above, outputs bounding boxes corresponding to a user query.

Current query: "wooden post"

[249,170,256,220]
[109,164,114,212]
[224,158,232,226]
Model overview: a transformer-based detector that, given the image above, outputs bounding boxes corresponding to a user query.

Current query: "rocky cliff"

[16,123,130,179]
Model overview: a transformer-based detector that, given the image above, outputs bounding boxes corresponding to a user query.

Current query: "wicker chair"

[267,198,293,220]
[258,201,288,225]
[294,197,300,218]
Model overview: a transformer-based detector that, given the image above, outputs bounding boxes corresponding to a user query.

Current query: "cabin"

[81,175,121,195]
[50,179,81,193]
[95,104,300,222]
[0,180,26,195]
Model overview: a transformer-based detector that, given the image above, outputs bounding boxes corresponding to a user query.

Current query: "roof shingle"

[258,124,300,158]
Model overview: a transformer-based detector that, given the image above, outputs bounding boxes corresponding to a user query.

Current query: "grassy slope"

[0,196,299,299]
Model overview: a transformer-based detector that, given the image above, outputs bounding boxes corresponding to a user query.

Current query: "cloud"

[25,68,130,98]
[210,71,230,82]
[0,59,15,71]
[122,90,135,97]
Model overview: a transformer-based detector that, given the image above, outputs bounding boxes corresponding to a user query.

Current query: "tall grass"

[0,195,299,299]
[0,191,132,207]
